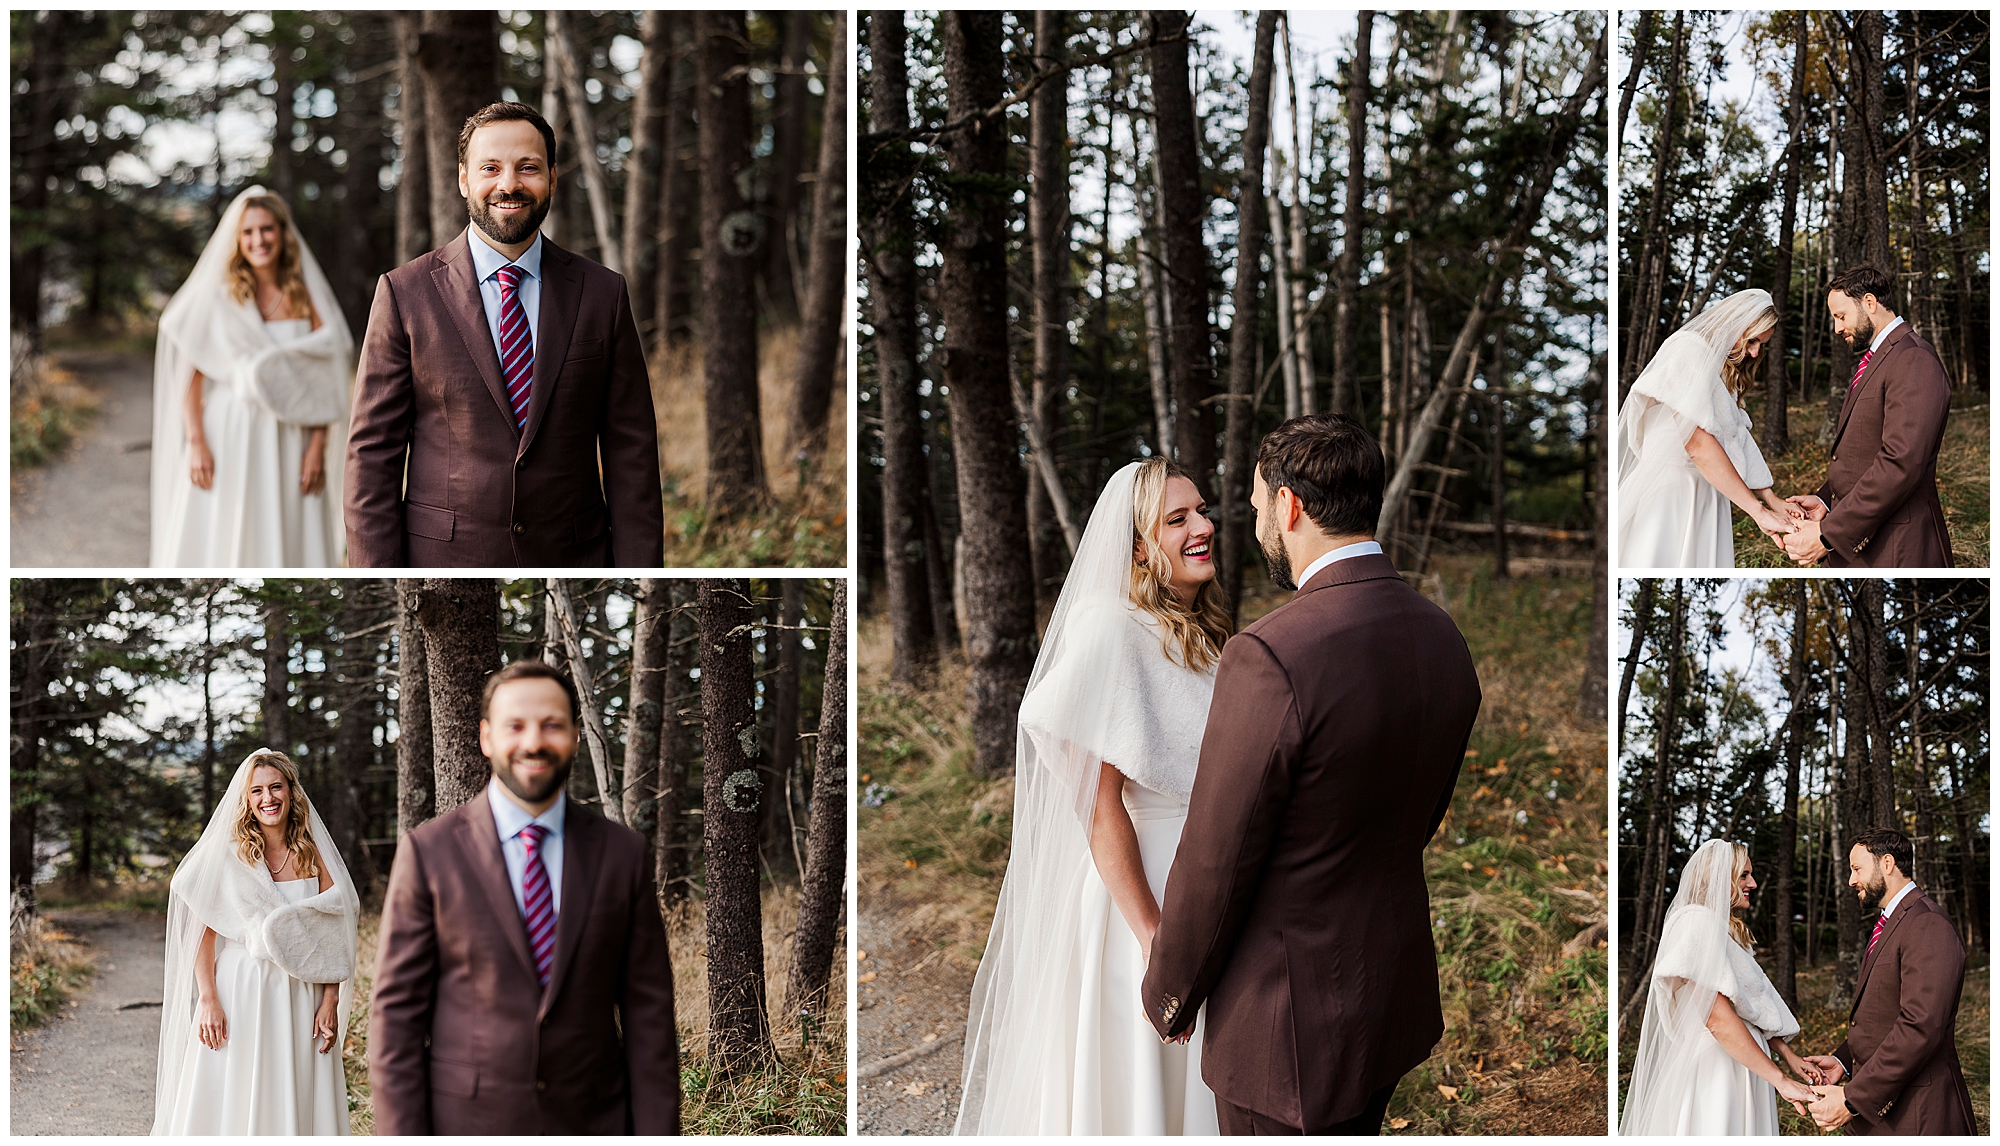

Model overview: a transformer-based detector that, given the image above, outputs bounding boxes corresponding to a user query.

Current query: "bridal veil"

[1617,287,1776,495]
[151,750,359,1135]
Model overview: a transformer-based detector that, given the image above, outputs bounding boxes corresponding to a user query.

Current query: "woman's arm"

[1706,993,1817,1104]
[1088,761,1161,956]
[1685,428,1794,537]
[184,370,215,490]
[195,925,227,1048]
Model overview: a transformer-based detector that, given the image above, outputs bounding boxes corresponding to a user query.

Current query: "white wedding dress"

[958,461,1220,1135]
[157,877,350,1135]
[1621,842,1801,1135]
[1617,290,1775,568]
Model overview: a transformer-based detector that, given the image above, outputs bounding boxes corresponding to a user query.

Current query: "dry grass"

[8,914,97,1030]
[857,553,1609,1134]
[10,337,100,470]
[650,329,847,568]
[342,884,845,1135]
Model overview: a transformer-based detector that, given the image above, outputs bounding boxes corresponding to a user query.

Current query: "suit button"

[512,522,525,535]
[516,457,526,470]
[536,1079,547,1093]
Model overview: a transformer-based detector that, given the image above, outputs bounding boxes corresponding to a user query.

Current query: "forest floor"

[1733,395,1988,568]
[855,550,1610,1135]
[1616,953,1989,1134]
[8,907,169,1135]
[10,347,153,568]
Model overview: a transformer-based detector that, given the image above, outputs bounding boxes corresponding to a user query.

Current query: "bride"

[1618,289,1800,566]
[152,749,358,1135]
[958,458,1230,1135]
[151,187,353,567]
[1621,839,1824,1135]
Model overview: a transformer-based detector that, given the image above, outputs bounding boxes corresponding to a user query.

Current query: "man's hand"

[1786,494,1828,521]
[1782,519,1828,565]
[1808,1085,1852,1130]
[1803,1055,1846,1085]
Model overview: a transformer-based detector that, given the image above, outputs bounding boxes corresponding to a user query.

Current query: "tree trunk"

[548,580,621,826]
[1332,11,1371,415]
[1282,17,1315,417]
[621,10,670,337]
[786,12,849,456]
[762,580,805,875]
[655,16,692,345]
[1489,375,1509,580]
[395,579,434,836]
[1575,354,1609,725]
[1219,13,1278,622]
[1025,9,1071,602]
[655,582,695,903]
[865,11,939,685]
[417,11,499,248]
[1774,582,1808,1008]
[1615,11,1657,150]
[1861,581,1895,829]
[785,580,847,1031]
[765,11,813,324]
[699,579,773,1070]
[546,11,620,272]
[1137,214,1175,453]
[1621,579,1684,1032]
[418,578,501,816]
[940,11,1037,777]
[622,579,669,838]
[1151,11,1216,489]
[263,592,291,752]
[1620,12,1686,389]
[1765,11,1808,456]
[1854,13,1892,274]
[1834,646,1868,1009]
[698,12,770,514]
[333,586,378,891]
[10,581,54,916]
[1270,185,1301,419]
[202,590,218,821]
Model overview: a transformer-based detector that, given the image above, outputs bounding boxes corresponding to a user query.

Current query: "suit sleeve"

[344,274,415,567]
[1843,912,1964,1128]
[1820,346,1950,561]
[601,277,665,567]
[367,834,439,1134]
[620,843,680,1133]
[1141,633,1299,1040]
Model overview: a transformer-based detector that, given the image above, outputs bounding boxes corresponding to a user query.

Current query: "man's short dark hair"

[1254,413,1386,537]
[481,659,581,725]
[1828,265,1895,306]
[458,101,557,171]
[1850,827,1914,880]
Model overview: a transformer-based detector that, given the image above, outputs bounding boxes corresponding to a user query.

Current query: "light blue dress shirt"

[486,776,564,916]
[1293,539,1385,592]
[466,227,543,365]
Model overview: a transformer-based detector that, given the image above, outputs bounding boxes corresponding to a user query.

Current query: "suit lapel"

[522,239,582,456]
[1849,891,1925,1020]
[457,790,540,986]
[432,229,522,436]
[539,800,599,1019]
[1833,324,1909,449]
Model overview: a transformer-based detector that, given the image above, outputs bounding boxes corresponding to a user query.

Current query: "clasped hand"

[1781,1055,1851,1130]
[1758,494,1830,565]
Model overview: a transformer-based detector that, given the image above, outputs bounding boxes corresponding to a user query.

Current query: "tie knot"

[519,822,546,854]
[497,264,523,291]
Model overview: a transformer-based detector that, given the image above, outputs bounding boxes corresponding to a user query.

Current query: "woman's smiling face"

[1152,475,1216,600]
[247,763,290,828]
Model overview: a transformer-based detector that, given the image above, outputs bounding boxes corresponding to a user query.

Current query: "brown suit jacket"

[345,229,664,567]
[1142,553,1482,1129]
[1833,891,1974,1135]
[1816,322,1953,568]
[368,790,679,1135]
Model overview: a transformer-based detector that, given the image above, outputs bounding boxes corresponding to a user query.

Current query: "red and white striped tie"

[1847,348,1873,391]
[495,264,535,430]
[1867,913,1886,959]
[519,823,557,988]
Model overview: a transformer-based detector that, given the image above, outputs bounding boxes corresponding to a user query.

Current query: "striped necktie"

[518,823,557,988]
[1847,347,1873,391]
[1867,912,1886,960]
[495,264,534,430]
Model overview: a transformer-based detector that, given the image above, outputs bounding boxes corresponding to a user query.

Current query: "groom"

[1780,264,1952,567]
[1799,829,1974,1134]
[369,660,679,1133]
[346,101,663,567]
[1142,414,1483,1134]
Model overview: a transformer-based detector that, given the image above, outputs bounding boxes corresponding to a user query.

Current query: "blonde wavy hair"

[225,195,315,322]
[1721,306,1778,398]
[1129,457,1234,673]
[1726,841,1757,951]
[234,750,323,880]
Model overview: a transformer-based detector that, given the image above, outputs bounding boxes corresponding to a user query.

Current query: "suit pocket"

[565,337,604,362]
[406,500,455,542]
[432,1056,479,1099]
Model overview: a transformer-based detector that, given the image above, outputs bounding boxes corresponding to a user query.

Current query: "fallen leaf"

[921,1033,938,1043]
[905,858,918,869]
[857,951,869,962]
[1437,1085,1460,1101]
[1388,1117,1411,1130]
[857,971,877,983]
[1480,866,1498,876]
[1463,749,1480,758]
[1461,862,1474,871]
[903,1081,927,1096]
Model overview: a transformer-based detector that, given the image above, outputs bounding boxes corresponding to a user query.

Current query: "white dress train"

[157,877,350,1135]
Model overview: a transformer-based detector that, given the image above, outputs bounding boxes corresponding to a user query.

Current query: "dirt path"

[11,350,153,568]
[855,890,975,1135]
[10,910,168,1135]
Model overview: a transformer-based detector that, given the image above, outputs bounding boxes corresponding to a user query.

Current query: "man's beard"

[492,745,574,805]
[1856,872,1889,913]
[1258,515,1296,591]
[1845,313,1876,349]
[470,190,552,247]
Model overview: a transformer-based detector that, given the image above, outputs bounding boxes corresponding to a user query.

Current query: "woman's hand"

[312,991,339,1054]
[300,428,327,496]
[188,438,215,491]
[1752,505,1798,538]
[196,992,228,1050]
[1774,1074,1818,1107]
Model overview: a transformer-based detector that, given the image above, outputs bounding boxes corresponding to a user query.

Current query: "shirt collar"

[487,775,565,841]
[467,226,544,284]
[1868,314,1904,354]
[1880,880,1916,921]
[1294,540,1384,593]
